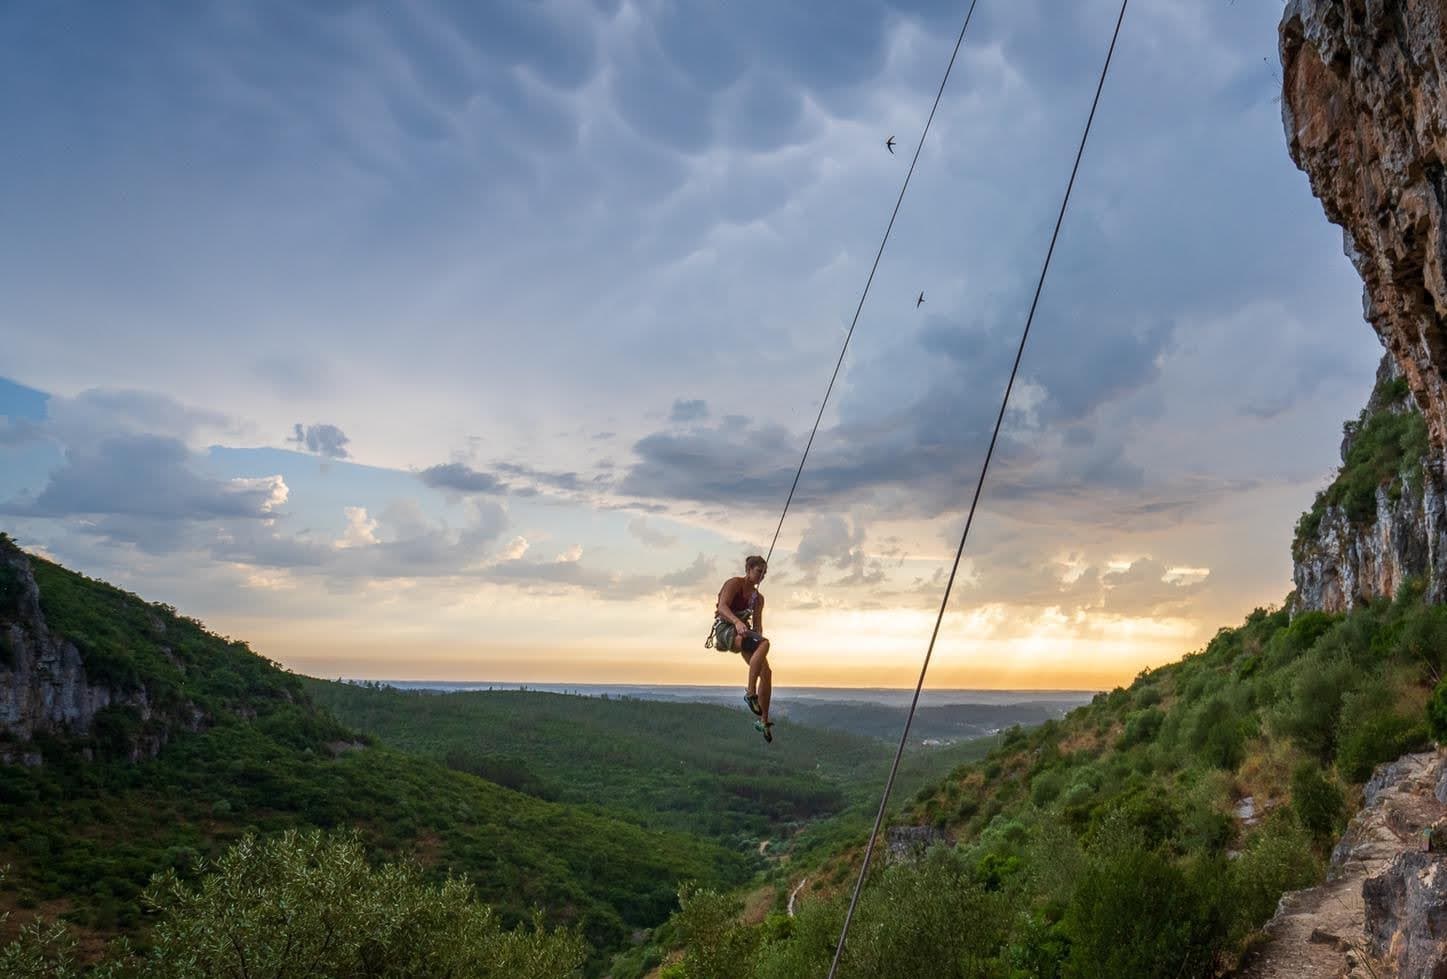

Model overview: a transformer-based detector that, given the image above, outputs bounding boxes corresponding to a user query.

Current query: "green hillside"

[0,543,748,973]
[309,680,903,841]
[656,586,1445,978]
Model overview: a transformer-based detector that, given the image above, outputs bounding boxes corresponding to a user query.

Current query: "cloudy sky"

[0,0,1379,690]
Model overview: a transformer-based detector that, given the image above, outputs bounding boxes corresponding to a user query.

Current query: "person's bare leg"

[758,656,772,725]
[749,640,771,721]
[737,643,755,697]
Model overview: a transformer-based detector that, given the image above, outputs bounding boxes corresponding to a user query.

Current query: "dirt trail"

[1238,751,1444,979]
[788,877,808,918]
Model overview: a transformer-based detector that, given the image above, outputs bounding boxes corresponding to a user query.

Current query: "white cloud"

[336,506,379,549]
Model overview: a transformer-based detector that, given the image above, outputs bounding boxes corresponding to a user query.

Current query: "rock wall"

[0,539,179,764]
[1293,355,1445,611]
[1282,1,1447,610]
[1281,0,1447,457]
[1241,750,1446,978]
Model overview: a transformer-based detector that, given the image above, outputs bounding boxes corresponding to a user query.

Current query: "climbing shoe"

[745,691,763,716]
[754,720,774,744]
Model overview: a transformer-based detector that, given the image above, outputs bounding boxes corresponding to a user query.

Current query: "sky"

[0,0,1381,690]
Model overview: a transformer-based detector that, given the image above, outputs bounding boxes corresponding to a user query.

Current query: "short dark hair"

[745,555,767,572]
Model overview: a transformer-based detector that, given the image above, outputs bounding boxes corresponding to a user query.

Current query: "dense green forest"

[651,585,1446,977]
[307,679,994,847]
[0,546,751,975]
[0,539,1001,976]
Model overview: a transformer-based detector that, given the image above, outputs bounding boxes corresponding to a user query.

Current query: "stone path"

[1238,751,1445,979]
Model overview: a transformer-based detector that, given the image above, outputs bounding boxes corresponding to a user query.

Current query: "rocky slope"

[0,536,180,764]
[1283,0,1447,609]
[0,532,310,765]
[1292,354,1437,612]
[1241,750,1447,979]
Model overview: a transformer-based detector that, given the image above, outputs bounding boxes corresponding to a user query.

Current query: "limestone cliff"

[1292,353,1437,611]
[0,534,204,765]
[1282,0,1447,609]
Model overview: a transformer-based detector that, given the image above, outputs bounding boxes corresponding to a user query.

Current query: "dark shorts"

[714,620,764,654]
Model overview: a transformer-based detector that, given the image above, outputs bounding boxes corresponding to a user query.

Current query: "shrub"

[83,830,587,978]
[1031,770,1066,808]
[1427,677,1447,744]
[1273,656,1357,761]
[1336,681,1428,781]
[1186,698,1244,770]
[1119,708,1164,749]
[1228,818,1319,935]
[1063,828,1228,978]
[1291,763,1345,847]
[670,886,757,979]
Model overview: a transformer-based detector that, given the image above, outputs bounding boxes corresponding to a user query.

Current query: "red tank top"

[728,581,758,618]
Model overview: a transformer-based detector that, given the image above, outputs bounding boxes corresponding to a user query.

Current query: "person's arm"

[752,593,764,636]
[717,579,748,629]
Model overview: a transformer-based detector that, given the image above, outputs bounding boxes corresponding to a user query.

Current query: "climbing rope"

[825,2,1131,976]
[763,0,983,565]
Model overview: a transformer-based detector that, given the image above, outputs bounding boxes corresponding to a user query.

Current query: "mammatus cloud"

[289,423,351,459]
[479,550,719,601]
[628,516,678,548]
[418,462,508,494]
[669,399,709,423]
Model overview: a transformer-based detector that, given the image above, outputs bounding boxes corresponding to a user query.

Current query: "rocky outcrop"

[1293,355,1443,612]
[0,537,195,764]
[1241,750,1446,978]
[1364,849,1447,978]
[1282,1,1447,610]
[885,824,954,863]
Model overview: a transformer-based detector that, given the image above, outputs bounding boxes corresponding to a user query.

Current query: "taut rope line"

[763,0,983,564]
[825,2,1132,975]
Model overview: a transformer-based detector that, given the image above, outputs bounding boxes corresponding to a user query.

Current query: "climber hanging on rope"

[709,555,774,742]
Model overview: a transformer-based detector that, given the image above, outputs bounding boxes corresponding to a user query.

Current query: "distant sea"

[361,681,1100,710]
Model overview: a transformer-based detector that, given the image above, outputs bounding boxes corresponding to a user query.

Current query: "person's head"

[744,555,767,584]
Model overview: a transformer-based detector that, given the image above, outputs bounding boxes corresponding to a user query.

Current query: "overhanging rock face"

[1282,0,1447,456]
[1281,0,1447,607]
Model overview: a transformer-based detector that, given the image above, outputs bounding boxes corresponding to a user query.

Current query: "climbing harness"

[703,589,756,650]
[824,2,1132,975]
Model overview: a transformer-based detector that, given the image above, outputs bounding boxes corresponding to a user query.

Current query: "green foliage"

[2,831,589,978]
[1226,817,1320,931]
[1031,770,1065,808]
[307,681,889,842]
[24,554,350,756]
[91,705,145,760]
[1282,611,1336,658]
[1294,386,1429,554]
[0,918,81,979]
[1063,831,1228,978]
[751,849,1010,979]
[1184,698,1244,770]
[1428,677,1447,743]
[0,545,758,974]
[1335,680,1428,781]
[669,887,758,979]
[1272,655,1356,760]
[1117,708,1163,749]
[1290,763,1345,847]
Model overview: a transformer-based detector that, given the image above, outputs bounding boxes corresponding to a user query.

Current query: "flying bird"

[886,136,896,154]
[916,291,925,308]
